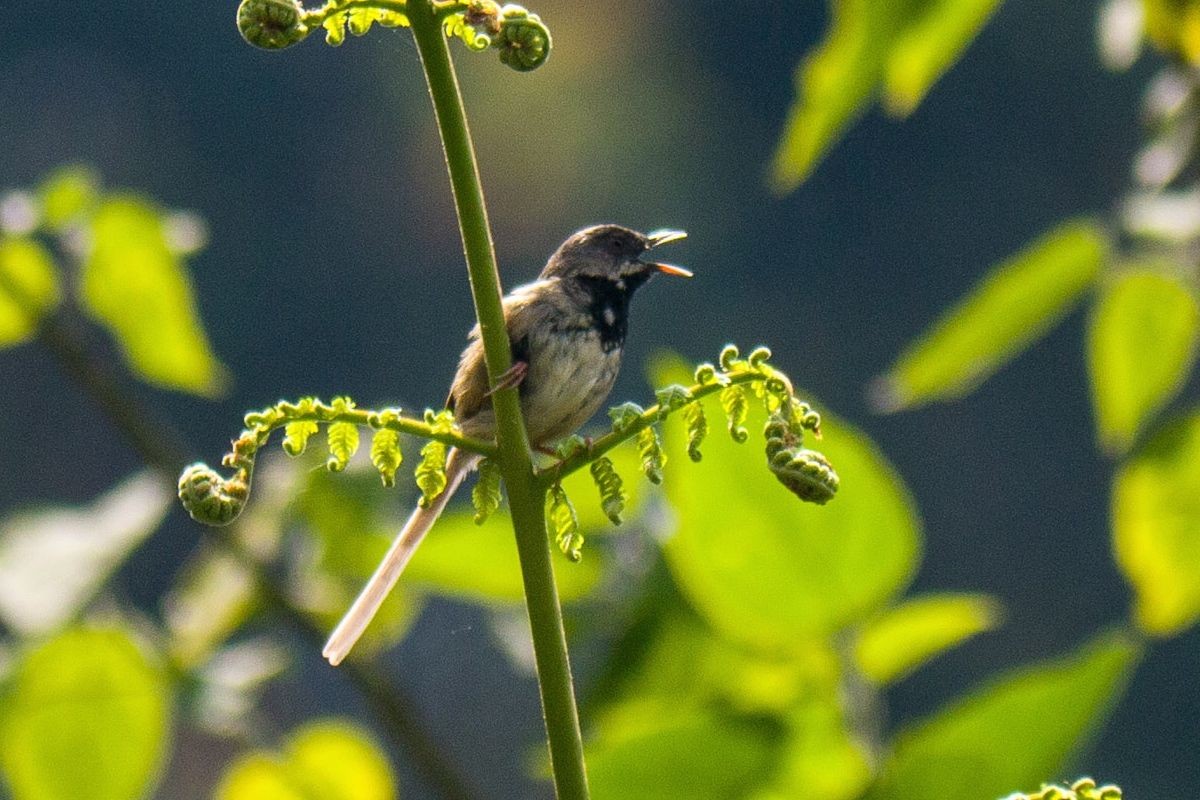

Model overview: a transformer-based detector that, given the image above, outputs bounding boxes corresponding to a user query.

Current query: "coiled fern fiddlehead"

[235,0,551,72]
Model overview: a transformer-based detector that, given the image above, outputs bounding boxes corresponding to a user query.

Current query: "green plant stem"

[408,3,590,797]
[32,305,479,800]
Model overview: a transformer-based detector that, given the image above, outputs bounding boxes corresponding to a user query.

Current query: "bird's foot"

[485,360,528,397]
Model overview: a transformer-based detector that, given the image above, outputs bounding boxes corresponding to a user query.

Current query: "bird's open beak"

[643,229,692,277]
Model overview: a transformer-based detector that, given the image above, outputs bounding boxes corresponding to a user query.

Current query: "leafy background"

[0,0,1197,798]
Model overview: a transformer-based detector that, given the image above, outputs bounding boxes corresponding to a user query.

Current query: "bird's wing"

[446,283,544,420]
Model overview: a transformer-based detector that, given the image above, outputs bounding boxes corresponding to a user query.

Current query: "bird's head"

[540,225,692,291]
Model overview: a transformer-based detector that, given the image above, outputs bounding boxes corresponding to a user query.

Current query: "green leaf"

[325,422,360,472]
[867,631,1139,800]
[770,0,921,191]
[883,0,1003,115]
[404,508,601,603]
[0,238,60,348]
[1113,409,1200,635]
[80,196,227,396]
[38,166,100,229]
[164,549,259,669]
[656,357,919,651]
[877,220,1108,412]
[1088,269,1199,453]
[0,626,171,800]
[369,428,402,487]
[855,593,1001,684]
[751,695,872,800]
[587,703,776,800]
[290,467,422,654]
[0,471,172,636]
[217,719,395,800]
[283,420,319,457]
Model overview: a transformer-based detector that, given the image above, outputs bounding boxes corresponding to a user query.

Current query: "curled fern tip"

[237,0,308,49]
[178,462,250,526]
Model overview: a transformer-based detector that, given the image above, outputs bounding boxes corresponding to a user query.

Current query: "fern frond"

[684,402,707,462]
[589,456,626,525]
[721,384,749,443]
[369,428,402,486]
[472,458,503,524]
[636,426,666,485]
[415,440,449,509]
[547,484,582,561]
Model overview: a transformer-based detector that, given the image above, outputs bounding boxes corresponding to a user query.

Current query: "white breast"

[522,328,621,445]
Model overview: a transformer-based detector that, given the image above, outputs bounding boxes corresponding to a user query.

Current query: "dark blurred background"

[0,0,1194,797]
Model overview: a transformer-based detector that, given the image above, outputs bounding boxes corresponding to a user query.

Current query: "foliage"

[770,0,1002,190]
[3,1,1199,799]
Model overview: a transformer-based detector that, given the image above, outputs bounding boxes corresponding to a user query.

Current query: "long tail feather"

[323,448,480,665]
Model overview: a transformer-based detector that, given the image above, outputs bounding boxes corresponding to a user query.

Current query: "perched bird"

[323,225,691,664]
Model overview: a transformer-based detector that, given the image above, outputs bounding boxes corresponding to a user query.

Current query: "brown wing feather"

[445,287,543,424]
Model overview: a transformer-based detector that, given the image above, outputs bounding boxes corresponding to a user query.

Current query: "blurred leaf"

[751,695,872,800]
[587,703,776,800]
[876,220,1108,412]
[1113,410,1200,635]
[290,467,423,655]
[0,471,171,636]
[883,0,1002,115]
[217,719,395,800]
[0,238,60,348]
[406,508,601,603]
[38,166,100,229]
[770,0,917,191]
[588,568,833,717]
[1143,0,1200,67]
[867,631,1139,800]
[0,626,171,800]
[193,638,289,738]
[855,593,1001,684]
[1088,269,1198,453]
[80,196,226,396]
[164,549,259,669]
[656,357,919,652]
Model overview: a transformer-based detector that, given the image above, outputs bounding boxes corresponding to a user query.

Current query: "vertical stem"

[408,4,590,798]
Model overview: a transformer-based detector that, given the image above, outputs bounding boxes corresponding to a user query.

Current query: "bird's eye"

[609,238,626,255]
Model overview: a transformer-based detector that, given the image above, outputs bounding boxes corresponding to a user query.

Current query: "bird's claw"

[485,361,528,397]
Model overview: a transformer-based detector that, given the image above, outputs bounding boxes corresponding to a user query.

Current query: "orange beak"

[644,229,691,277]
[650,262,694,278]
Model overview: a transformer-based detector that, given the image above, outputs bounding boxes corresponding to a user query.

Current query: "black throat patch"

[577,273,646,352]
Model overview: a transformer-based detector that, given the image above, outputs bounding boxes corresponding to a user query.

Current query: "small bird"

[323,224,691,664]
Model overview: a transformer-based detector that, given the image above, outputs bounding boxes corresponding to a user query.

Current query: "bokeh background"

[0,0,1194,797]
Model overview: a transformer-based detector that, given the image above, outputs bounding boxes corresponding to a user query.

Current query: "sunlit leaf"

[866,631,1139,799]
[751,695,872,800]
[589,571,828,716]
[876,220,1109,412]
[0,238,60,348]
[1088,269,1198,454]
[217,719,395,800]
[164,549,259,669]
[561,439,647,533]
[38,165,100,229]
[587,703,776,800]
[80,196,227,396]
[770,0,920,190]
[290,467,421,654]
[0,627,172,800]
[883,0,1002,115]
[1113,410,1200,635]
[656,357,919,652]
[405,508,601,603]
[0,471,171,636]
[855,593,1001,684]
[1143,0,1200,67]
